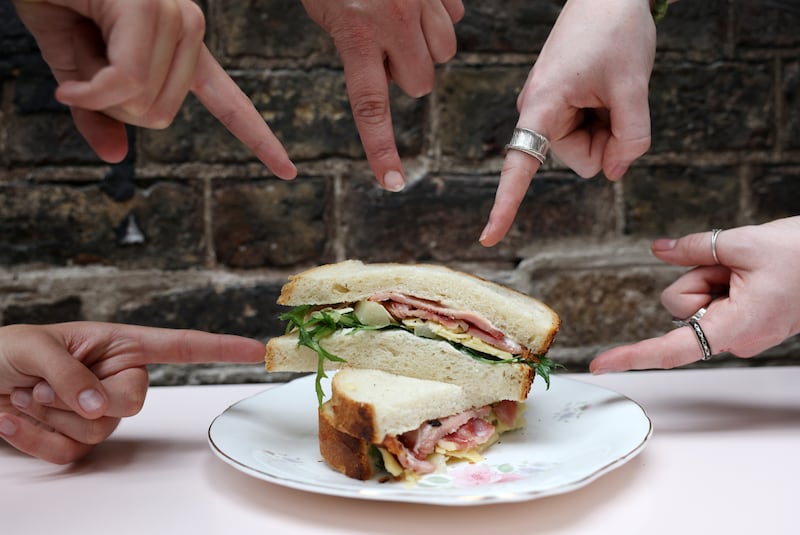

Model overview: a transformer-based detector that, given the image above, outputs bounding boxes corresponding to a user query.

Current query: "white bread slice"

[265,329,534,405]
[329,368,474,442]
[319,368,528,481]
[276,260,560,355]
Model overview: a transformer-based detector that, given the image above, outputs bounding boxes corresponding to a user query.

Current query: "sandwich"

[318,367,527,481]
[265,260,561,405]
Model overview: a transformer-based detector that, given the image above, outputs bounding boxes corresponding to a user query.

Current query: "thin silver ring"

[710,228,722,264]
[672,307,712,361]
[505,127,550,164]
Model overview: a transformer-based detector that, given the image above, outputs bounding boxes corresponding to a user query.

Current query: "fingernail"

[33,383,55,404]
[652,239,677,252]
[54,92,73,106]
[479,226,489,243]
[383,170,405,192]
[10,390,31,409]
[608,164,629,180]
[0,417,17,437]
[591,368,612,376]
[78,389,105,413]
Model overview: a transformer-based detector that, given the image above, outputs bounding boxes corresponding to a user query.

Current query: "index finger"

[479,148,541,247]
[652,229,729,267]
[88,324,266,378]
[340,47,406,192]
[589,326,708,374]
[191,46,297,180]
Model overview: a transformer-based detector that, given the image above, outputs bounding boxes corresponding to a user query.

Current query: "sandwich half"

[319,367,527,481]
[265,260,561,404]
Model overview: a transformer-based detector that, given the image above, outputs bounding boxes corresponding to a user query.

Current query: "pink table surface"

[2,366,798,535]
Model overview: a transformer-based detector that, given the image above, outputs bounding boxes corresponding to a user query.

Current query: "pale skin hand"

[12,0,296,179]
[301,0,464,191]
[480,0,656,246]
[590,217,800,373]
[0,322,266,463]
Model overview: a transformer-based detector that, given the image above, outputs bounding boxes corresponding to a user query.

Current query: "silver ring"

[505,127,549,164]
[672,307,712,361]
[710,228,722,264]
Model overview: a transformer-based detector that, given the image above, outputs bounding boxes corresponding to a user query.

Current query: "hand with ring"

[301,0,464,192]
[590,217,800,373]
[480,0,656,246]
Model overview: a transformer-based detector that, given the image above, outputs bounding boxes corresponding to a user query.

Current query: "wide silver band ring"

[672,307,712,361]
[710,228,722,264]
[505,127,550,164]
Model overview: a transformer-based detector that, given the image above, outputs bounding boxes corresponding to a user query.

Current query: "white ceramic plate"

[208,374,652,506]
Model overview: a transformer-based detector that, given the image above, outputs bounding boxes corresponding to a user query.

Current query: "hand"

[590,217,800,373]
[12,0,296,179]
[0,322,265,463]
[480,0,656,246]
[301,0,464,191]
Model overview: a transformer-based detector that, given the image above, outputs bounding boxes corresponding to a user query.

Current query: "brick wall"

[1,0,799,384]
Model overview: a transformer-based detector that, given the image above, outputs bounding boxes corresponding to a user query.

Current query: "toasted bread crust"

[318,403,377,480]
[331,395,381,443]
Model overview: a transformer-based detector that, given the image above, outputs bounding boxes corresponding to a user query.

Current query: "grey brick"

[650,61,774,152]
[212,177,331,268]
[438,66,527,160]
[624,165,740,236]
[0,181,205,269]
[342,173,616,263]
[456,0,561,53]
[751,165,800,221]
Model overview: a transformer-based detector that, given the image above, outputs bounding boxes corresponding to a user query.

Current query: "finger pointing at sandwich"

[591,218,800,373]
[480,0,655,247]
[0,321,266,464]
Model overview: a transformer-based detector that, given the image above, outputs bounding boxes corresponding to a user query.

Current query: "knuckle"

[436,40,458,63]
[450,2,466,22]
[147,109,179,130]
[572,162,602,179]
[181,1,207,38]
[123,105,175,130]
[402,69,435,98]
[350,94,389,125]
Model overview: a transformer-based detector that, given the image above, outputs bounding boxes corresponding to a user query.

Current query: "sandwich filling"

[376,400,524,478]
[368,292,529,359]
[280,294,560,405]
